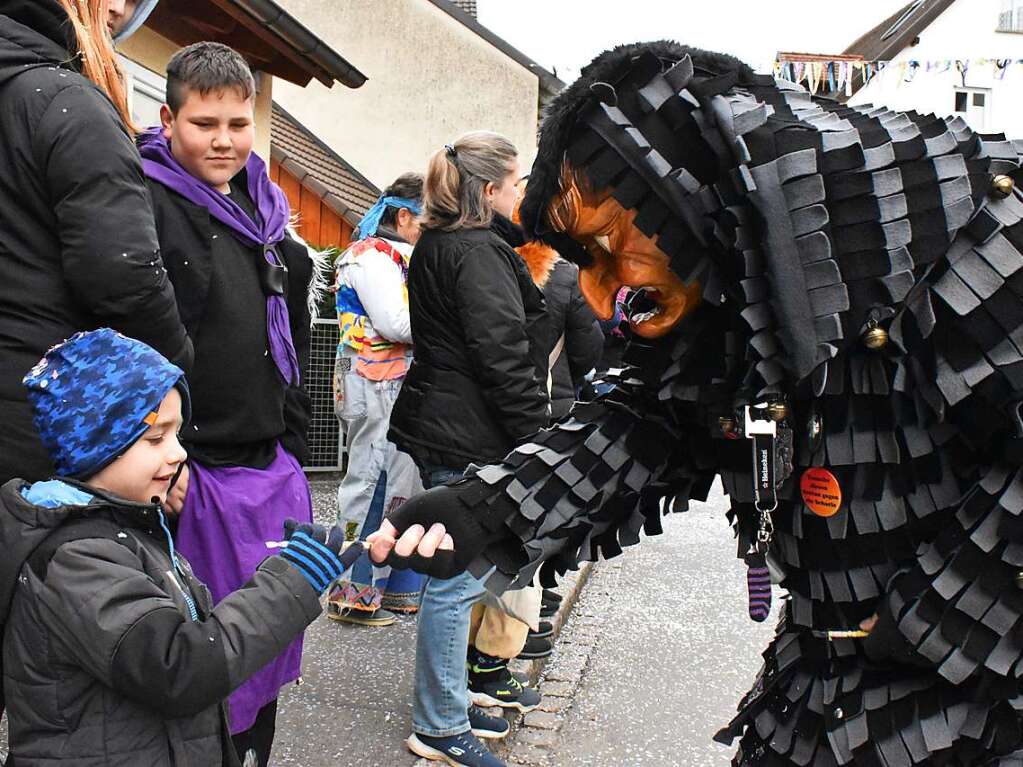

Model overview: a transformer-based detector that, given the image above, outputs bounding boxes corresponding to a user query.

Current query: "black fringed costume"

[392,42,1023,764]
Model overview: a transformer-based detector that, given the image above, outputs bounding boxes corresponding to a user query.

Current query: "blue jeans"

[412,465,488,737]
[347,470,386,589]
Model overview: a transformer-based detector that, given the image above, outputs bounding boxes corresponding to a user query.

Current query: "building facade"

[272,0,562,188]
[848,0,1023,135]
[116,0,365,158]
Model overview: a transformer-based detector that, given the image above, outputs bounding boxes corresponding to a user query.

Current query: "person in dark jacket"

[136,43,316,766]
[388,132,547,767]
[0,0,192,486]
[455,222,603,681]
[515,233,602,419]
[1,329,356,767]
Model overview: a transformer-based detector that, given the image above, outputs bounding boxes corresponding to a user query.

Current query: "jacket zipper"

[157,507,199,621]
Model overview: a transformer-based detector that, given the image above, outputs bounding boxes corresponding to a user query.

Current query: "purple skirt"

[176,442,313,733]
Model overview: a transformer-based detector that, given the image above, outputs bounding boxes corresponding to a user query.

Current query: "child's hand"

[279,519,360,593]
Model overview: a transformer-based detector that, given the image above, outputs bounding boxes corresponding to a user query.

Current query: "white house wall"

[849,0,1023,137]
[272,0,539,189]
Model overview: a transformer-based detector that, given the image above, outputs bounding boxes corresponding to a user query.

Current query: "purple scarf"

[139,128,300,385]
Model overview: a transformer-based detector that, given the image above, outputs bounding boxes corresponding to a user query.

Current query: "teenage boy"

[137,42,318,766]
[1,329,357,767]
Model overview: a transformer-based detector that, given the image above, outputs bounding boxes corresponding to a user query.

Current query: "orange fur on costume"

[512,183,559,288]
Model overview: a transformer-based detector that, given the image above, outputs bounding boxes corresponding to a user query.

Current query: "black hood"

[0,0,77,89]
[0,479,165,624]
[0,479,71,623]
[516,41,1000,395]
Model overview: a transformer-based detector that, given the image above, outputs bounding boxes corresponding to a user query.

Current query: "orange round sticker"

[801,468,842,517]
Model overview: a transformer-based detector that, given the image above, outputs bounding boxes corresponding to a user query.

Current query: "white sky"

[476,0,912,82]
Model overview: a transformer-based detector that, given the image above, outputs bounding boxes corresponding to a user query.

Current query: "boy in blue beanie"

[0,328,358,767]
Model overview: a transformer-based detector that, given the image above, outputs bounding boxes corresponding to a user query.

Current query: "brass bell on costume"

[1016,571,1023,590]
[991,174,1015,199]
[863,326,889,350]
[718,416,737,436]
[767,402,788,422]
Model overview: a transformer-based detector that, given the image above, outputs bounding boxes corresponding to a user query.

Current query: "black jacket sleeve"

[37,540,321,718]
[280,235,314,465]
[33,84,192,371]
[454,242,548,442]
[562,268,603,384]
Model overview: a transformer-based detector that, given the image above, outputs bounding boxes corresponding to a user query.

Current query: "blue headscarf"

[354,196,422,240]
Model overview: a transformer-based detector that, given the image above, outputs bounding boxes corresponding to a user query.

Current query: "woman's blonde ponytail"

[422,147,464,228]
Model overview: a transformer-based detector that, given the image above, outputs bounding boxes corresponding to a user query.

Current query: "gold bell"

[991,174,1015,199]
[1016,571,1023,590]
[863,326,889,351]
[718,416,737,436]
[767,402,789,422]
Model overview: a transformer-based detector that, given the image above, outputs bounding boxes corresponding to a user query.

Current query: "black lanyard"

[745,405,778,553]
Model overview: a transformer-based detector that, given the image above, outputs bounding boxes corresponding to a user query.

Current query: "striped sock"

[746,565,772,622]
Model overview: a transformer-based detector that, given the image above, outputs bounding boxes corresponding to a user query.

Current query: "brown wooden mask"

[546,163,702,338]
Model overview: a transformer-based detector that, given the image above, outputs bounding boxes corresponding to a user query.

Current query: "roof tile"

[270,103,380,226]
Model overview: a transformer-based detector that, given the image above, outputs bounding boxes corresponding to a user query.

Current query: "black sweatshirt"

[147,175,313,468]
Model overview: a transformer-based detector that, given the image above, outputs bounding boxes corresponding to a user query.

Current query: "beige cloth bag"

[480,578,542,632]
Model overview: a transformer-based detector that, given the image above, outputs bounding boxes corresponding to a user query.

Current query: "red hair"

[56,0,135,130]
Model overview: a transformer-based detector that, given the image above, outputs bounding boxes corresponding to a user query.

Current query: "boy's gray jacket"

[0,480,322,766]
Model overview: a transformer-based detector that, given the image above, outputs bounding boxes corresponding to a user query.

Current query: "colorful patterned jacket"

[334,236,413,380]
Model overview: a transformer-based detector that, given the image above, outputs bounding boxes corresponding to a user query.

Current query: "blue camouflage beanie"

[23,329,191,479]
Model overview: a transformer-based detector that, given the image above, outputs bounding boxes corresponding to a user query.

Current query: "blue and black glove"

[279,518,362,593]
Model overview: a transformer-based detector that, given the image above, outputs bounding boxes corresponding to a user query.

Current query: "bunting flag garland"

[775,55,1023,96]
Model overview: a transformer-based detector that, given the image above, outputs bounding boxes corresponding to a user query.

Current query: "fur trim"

[516,240,559,288]
[287,225,333,326]
[520,41,755,242]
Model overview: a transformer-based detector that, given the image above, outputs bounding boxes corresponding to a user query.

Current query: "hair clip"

[445,144,457,158]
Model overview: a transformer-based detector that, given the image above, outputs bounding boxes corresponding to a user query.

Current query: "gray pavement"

[271,475,423,766]
[515,482,778,767]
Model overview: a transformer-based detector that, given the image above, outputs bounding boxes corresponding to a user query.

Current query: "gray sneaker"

[407,731,506,766]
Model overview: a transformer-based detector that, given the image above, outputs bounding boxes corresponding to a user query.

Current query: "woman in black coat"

[388,141,548,474]
[387,131,547,767]
[0,0,191,484]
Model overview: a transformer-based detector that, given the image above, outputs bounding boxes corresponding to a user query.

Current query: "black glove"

[279,518,362,593]
[383,478,492,579]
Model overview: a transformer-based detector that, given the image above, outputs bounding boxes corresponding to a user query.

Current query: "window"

[954,88,992,131]
[119,56,166,128]
[998,0,1023,32]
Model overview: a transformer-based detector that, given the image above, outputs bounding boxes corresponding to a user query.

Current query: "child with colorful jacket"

[329,173,426,625]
